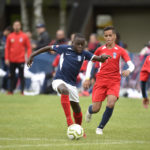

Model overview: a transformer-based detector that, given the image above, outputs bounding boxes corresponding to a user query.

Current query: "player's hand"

[83,79,90,89]
[122,70,130,77]
[143,98,149,109]
[5,60,10,66]
[100,54,112,63]
[27,56,33,67]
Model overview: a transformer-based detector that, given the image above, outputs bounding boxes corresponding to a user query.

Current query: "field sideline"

[0,94,150,150]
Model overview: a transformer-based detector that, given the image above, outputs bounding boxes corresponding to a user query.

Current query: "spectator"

[68,33,75,45]
[35,23,51,50]
[116,32,127,49]
[88,33,101,53]
[0,26,12,92]
[5,20,32,95]
[140,41,150,60]
[50,29,68,45]
[25,31,37,50]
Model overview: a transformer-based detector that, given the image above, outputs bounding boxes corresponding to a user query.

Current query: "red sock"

[73,112,82,125]
[61,94,73,126]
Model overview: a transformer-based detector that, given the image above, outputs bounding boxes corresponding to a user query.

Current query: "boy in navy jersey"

[27,33,111,128]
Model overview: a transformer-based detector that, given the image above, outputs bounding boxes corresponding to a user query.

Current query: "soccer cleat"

[96,128,103,135]
[7,91,13,95]
[85,110,92,122]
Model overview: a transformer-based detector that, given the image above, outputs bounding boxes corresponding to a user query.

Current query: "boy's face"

[104,30,116,46]
[72,37,85,53]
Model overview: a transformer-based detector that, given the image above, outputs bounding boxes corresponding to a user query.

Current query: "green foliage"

[0,94,150,150]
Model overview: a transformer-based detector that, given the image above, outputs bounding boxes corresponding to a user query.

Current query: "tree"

[33,0,45,34]
[59,0,67,33]
[20,0,29,31]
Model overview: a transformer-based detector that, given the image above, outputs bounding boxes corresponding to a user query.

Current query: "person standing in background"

[5,20,32,95]
[0,26,12,92]
[140,55,150,109]
[34,24,51,51]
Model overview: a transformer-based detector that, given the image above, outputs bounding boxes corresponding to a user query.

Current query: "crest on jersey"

[19,37,23,42]
[113,52,117,59]
[77,55,82,61]
[11,38,15,43]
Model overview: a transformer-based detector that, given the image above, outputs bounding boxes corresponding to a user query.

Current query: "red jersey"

[94,44,130,81]
[141,55,150,73]
[5,31,31,63]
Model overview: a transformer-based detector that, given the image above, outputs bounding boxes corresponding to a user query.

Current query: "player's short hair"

[104,26,116,34]
[74,33,85,40]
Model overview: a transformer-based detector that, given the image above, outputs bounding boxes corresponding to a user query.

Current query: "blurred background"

[0,0,150,97]
[1,0,150,51]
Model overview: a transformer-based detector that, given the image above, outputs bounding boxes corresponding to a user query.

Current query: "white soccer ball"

[67,124,84,140]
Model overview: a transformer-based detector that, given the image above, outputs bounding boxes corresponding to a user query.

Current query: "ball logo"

[113,52,117,59]
[78,56,82,61]
[19,37,23,42]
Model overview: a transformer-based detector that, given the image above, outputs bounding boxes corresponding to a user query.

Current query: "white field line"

[0,138,150,149]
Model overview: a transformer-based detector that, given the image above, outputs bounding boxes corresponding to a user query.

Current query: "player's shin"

[73,112,82,125]
[61,94,73,126]
[98,106,114,129]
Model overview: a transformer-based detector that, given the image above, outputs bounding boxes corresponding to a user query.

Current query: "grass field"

[0,94,150,150]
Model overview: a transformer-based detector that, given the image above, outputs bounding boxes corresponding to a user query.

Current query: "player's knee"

[61,88,69,95]
[107,102,115,108]
[92,105,100,113]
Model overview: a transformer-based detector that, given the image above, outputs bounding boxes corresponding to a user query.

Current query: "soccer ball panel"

[67,124,84,140]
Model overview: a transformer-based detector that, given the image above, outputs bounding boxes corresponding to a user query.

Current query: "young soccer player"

[140,55,150,109]
[27,33,111,128]
[83,26,135,135]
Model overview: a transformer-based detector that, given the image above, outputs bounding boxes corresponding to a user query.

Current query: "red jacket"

[5,31,31,63]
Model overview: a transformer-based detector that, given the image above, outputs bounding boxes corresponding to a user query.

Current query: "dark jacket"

[35,31,51,50]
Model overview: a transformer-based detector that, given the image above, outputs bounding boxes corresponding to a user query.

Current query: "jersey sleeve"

[84,50,94,61]
[121,48,130,62]
[52,45,67,54]
[94,48,101,56]
[92,47,101,62]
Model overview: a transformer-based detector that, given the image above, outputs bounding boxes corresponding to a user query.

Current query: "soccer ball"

[67,124,84,140]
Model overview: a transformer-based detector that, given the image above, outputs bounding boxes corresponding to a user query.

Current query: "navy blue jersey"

[52,45,94,86]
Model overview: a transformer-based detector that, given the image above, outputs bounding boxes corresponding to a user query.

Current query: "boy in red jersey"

[140,55,150,109]
[84,26,135,135]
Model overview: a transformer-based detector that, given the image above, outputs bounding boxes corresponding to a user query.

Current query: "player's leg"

[85,101,102,122]
[9,63,16,94]
[96,81,119,135]
[68,84,82,125]
[57,83,73,126]
[97,95,117,131]
[85,84,106,122]
[70,101,82,125]
[140,71,149,108]
[18,63,25,94]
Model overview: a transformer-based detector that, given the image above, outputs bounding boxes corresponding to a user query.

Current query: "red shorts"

[140,71,149,81]
[92,80,120,102]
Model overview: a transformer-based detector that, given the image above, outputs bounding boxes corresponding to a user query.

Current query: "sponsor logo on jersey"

[113,52,117,59]
[78,55,82,61]
[66,53,71,55]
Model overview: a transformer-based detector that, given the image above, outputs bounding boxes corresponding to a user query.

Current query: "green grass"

[0,94,150,150]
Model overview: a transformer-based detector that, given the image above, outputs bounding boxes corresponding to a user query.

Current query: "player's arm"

[92,54,112,63]
[83,61,94,89]
[122,60,135,77]
[27,45,54,67]
[121,49,135,77]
